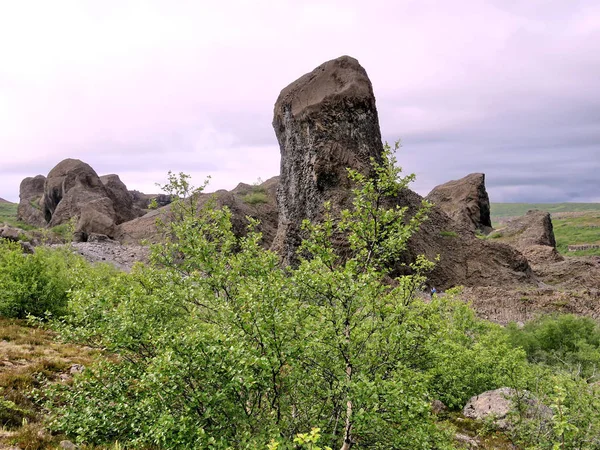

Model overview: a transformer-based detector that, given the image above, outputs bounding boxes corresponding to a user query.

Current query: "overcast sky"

[1,0,599,203]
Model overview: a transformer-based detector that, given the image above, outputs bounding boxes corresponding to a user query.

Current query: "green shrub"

[243,190,268,205]
[506,314,600,379]
[0,241,90,318]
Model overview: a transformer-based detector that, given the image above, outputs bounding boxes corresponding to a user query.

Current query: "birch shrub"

[48,145,529,449]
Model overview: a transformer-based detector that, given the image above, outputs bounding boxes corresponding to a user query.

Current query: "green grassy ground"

[0,202,37,230]
[0,202,18,226]
[491,202,600,218]
[553,212,600,256]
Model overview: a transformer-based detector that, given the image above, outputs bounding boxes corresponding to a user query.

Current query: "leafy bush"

[46,145,590,449]
[0,242,81,318]
[506,314,600,379]
[243,191,268,205]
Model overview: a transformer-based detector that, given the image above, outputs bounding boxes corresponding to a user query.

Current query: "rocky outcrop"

[271,55,384,264]
[270,55,533,289]
[0,224,21,241]
[41,159,109,227]
[100,174,141,223]
[17,175,46,227]
[497,210,557,249]
[116,176,280,246]
[130,191,172,210]
[15,158,144,240]
[426,173,492,234]
[492,210,561,264]
[393,187,532,289]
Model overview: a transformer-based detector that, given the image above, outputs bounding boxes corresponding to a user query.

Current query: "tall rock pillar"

[271,55,384,263]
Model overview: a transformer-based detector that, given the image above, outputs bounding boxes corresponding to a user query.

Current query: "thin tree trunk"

[341,320,353,450]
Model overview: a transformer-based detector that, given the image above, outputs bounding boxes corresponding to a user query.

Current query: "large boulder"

[17,175,47,227]
[492,210,561,264]
[463,388,550,430]
[271,55,384,263]
[426,173,492,234]
[41,159,108,227]
[100,174,142,223]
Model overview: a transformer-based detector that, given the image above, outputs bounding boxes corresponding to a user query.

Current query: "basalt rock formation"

[271,55,384,264]
[492,210,562,264]
[116,176,280,246]
[17,175,47,227]
[100,174,142,223]
[426,173,492,234]
[18,159,144,240]
[271,55,532,289]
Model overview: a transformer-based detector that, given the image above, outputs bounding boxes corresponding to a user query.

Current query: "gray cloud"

[0,0,599,205]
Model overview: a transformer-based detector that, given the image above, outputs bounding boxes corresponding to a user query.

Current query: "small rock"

[431,399,448,415]
[59,440,79,449]
[455,433,479,448]
[69,364,85,375]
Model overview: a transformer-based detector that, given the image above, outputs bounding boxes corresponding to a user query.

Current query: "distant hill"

[491,203,600,219]
[0,197,13,204]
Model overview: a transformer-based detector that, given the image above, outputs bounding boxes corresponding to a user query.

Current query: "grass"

[553,212,600,256]
[491,202,600,219]
[440,230,458,238]
[242,186,268,205]
[0,202,36,230]
[0,318,99,449]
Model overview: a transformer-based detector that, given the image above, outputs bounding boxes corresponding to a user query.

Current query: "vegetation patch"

[439,230,458,238]
[553,212,600,256]
[491,202,600,218]
[240,184,268,205]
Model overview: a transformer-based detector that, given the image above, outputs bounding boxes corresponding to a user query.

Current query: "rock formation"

[41,159,110,227]
[17,159,144,240]
[100,174,141,223]
[426,173,492,234]
[271,55,384,264]
[492,210,562,264]
[17,175,46,227]
[463,388,550,430]
[116,176,280,246]
[270,55,532,288]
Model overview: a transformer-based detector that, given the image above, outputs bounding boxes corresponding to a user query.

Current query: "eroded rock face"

[42,159,108,227]
[426,173,492,234]
[493,210,561,264]
[499,210,557,248]
[271,55,384,263]
[116,176,280,246]
[14,158,144,239]
[17,175,47,227]
[100,174,141,223]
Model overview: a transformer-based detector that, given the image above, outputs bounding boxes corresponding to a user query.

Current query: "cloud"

[0,0,598,205]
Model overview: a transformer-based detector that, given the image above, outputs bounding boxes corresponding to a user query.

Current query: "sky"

[0,0,599,203]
